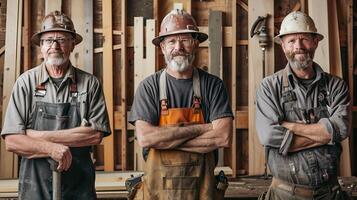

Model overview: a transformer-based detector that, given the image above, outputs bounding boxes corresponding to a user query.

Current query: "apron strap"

[159,68,202,112]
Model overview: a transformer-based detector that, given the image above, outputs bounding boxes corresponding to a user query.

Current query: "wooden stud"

[102,0,115,172]
[45,0,61,14]
[248,0,274,175]
[231,0,237,177]
[1,0,23,178]
[23,0,31,71]
[70,0,93,73]
[208,10,224,166]
[133,17,156,170]
[309,0,329,73]
[121,0,127,170]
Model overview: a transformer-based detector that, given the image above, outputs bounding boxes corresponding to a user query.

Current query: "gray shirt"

[129,67,233,125]
[255,62,350,187]
[1,62,111,137]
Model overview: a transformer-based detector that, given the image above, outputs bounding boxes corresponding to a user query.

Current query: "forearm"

[176,146,217,154]
[289,135,324,152]
[282,122,331,144]
[175,117,232,153]
[27,126,103,147]
[139,123,212,149]
[5,134,53,158]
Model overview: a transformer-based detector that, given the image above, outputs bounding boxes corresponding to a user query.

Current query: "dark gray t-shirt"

[129,68,233,125]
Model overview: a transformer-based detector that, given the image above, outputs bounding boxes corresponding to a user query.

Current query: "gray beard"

[287,53,313,70]
[46,55,67,67]
[165,54,195,73]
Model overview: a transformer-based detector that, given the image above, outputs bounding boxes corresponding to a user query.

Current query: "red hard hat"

[152,9,208,46]
[31,10,83,46]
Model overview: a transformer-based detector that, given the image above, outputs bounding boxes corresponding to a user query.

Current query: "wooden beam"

[102,0,115,171]
[133,17,156,171]
[231,0,237,177]
[309,0,330,73]
[23,0,31,71]
[208,11,223,78]
[45,0,61,14]
[1,0,23,179]
[71,0,93,73]
[209,10,224,166]
[0,46,4,56]
[237,0,248,12]
[248,0,274,175]
[121,0,127,170]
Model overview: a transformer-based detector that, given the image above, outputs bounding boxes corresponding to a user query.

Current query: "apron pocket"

[160,150,200,166]
[163,176,199,200]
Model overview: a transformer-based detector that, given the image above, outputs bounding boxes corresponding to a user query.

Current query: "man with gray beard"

[256,11,350,199]
[128,9,233,200]
[1,11,110,199]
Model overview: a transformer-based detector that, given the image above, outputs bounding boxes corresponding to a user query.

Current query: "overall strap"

[281,67,297,103]
[192,67,201,109]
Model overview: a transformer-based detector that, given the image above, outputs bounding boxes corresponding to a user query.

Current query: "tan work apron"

[136,68,216,200]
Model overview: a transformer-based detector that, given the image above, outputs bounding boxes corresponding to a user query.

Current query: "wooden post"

[102,0,114,171]
[231,0,237,177]
[209,10,224,166]
[1,0,23,178]
[45,0,61,14]
[121,0,127,170]
[309,0,329,72]
[23,0,31,71]
[133,17,156,170]
[248,0,274,175]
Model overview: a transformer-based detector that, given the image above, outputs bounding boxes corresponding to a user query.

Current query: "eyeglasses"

[40,37,73,46]
[163,37,194,48]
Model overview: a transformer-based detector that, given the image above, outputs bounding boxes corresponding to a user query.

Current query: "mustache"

[171,52,190,57]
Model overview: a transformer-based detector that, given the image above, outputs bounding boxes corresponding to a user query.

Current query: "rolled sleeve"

[1,77,30,137]
[255,80,288,149]
[87,78,111,137]
[319,78,350,143]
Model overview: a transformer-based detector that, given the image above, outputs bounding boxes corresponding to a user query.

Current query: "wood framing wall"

[0,0,356,178]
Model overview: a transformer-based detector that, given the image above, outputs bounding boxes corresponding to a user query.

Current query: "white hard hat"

[274,11,323,44]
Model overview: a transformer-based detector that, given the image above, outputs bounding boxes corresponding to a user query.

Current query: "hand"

[49,143,72,172]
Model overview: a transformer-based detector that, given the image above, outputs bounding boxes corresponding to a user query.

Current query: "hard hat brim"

[31,28,83,46]
[274,31,324,44]
[152,30,208,46]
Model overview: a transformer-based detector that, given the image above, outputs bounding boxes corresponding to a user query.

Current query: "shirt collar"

[285,62,325,88]
[39,62,76,84]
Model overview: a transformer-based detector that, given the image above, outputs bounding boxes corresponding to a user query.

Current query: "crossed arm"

[4,127,103,171]
[135,117,233,154]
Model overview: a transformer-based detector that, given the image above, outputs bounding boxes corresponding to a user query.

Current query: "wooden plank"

[83,0,94,73]
[208,10,223,78]
[231,0,237,177]
[45,0,61,14]
[1,0,23,179]
[102,0,115,171]
[121,0,127,170]
[133,17,156,171]
[23,0,31,71]
[0,46,4,56]
[209,10,224,166]
[70,0,85,70]
[248,0,274,175]
[237,0,248,12]
[309,0,330,73]
[328,0,351,176]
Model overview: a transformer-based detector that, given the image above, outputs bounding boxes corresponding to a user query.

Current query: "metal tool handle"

[48,159,61,200]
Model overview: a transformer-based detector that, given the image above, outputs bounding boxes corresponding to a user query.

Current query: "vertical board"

[71,0,93,73]
[45,0,61,14]
[208,10,224,166]
[248,0,274,175]
[133,17,156,170]
[121,0,127,170]
[231,0,237,177]
[1,0,23,178]
[308,0,330,73]
[102,0,115,171]
[23,0,31,71]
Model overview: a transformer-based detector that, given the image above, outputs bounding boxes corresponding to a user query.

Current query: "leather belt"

[271,177,340,198]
